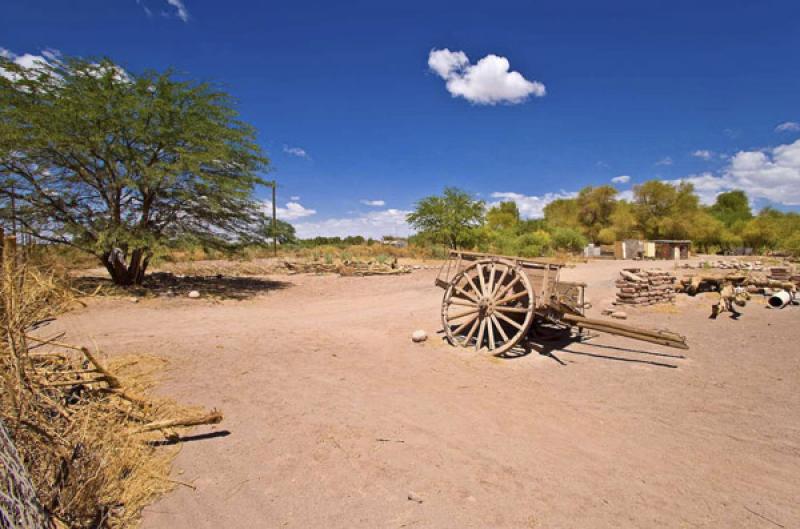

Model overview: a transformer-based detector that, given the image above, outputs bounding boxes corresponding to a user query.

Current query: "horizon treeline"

[405,182,800,257]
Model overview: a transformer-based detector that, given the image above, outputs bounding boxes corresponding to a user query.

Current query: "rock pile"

[615,268,677,306]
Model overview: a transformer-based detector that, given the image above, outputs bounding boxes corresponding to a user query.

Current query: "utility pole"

[270,181,277,257]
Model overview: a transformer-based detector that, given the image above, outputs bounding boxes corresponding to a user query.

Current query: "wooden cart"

[435,250,688,355]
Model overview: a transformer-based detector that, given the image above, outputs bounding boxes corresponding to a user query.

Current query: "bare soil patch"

[55,258,800,529]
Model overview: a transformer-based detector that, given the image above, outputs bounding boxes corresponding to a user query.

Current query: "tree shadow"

[73,272,292,301]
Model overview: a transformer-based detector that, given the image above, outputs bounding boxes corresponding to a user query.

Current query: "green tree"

[543,198,581,231]
[708,190,752,228]
[633,181,699,239]
[0,56,269,285]
[609,200,638,240]
[264,219,296,245]
[486,201,520,232]
[576,185,618,241]
[406,187,485,249]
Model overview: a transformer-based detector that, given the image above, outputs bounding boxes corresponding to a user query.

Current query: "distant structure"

[613,239,691,260]
[381,237,408,248]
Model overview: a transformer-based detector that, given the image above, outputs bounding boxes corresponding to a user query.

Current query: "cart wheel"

[441,259,535,355]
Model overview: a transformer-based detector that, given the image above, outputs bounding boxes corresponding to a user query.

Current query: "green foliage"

[576,185,617,241]
[517,230,552,257]
[543,199,580,231]
[709,190,752,227]
[0,55,268,284]
[486,201,520,231]
[406,187,485,249]
[550,227,587,252]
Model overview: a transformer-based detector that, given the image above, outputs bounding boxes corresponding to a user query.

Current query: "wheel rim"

[441,259,535,355]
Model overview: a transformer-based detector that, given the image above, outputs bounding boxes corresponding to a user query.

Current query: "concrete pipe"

[768,290,792,309]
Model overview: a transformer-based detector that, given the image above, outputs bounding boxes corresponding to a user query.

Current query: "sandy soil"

[56,259,800,529]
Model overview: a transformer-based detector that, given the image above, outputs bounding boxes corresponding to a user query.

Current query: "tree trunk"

[101,247,151,286]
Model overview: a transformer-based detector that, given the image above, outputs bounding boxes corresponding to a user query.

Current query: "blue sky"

[3,0,800,237]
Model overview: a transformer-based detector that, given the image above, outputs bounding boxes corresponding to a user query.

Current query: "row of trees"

[407,185,800,257]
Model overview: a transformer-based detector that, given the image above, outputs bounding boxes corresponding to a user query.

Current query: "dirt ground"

[56,258,800,529]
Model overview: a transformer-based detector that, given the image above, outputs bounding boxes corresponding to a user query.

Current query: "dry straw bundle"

[1,236,222,529]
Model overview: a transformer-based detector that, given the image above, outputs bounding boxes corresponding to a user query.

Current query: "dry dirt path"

[57,260,800,528]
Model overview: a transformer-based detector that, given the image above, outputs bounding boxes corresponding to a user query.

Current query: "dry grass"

[1,239,220,529]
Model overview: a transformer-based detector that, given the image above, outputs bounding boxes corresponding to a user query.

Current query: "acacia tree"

[0,56,269,285]
[406,187,485,249]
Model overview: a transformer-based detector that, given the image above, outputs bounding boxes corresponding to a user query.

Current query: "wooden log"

[133,410,223,433]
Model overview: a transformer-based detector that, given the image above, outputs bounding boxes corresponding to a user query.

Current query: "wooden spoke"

[495,310,524,330]
[491,314,509,342]
[448,299,477,308]
[476,263,487,296]
[494,306,531,314]
[453,284,478,303]
[475,318,486,351]
[495,289,529,306]
[495,274,521,300]
[464,273,481,297]
[449,307,479,320]
[463,317,480,345]
[487,316,496,350]
[451,313,478,336]
[491,265,509,297]
[486,263,496,296]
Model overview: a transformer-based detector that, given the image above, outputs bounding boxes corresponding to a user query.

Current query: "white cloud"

[655,156,673,166]
[290,195,300,201]
[166,0,189,22]
[0,48,56,81]
[666,139,800,206]
[283,145,309,158]
[294,209,412,239]
[611,175,630,184]
[489,191,577,219]
[692,149,714,160]
[427,48,545,105]
[617,190,635,202]
[776,121,800,133]
[274,201,316,220]
[360,199,385,207]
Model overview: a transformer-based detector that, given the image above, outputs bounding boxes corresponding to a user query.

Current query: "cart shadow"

[497,334,680,369]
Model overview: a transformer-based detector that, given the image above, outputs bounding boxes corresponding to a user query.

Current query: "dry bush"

[1,239,220,528]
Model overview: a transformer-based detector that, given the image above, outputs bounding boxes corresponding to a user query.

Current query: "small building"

[650,240,691,260]
[614,239,646,260]
[613,239,691,260]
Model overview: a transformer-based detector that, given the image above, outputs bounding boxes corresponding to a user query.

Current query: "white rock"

[129,297,139,303]
[188,290,201,299]
[411,330,427,343]
[611,311,628,320]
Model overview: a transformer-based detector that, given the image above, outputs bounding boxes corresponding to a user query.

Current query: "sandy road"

[58,260,800,528]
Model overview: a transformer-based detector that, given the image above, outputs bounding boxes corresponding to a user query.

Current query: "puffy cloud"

[290,195,300,201]
[655,156,673,166]
[360,199,385,206]
[489,191,577,219]
[692,149,714,160]
[294,209,411,239]
[666,139,800,205]
[274,201,316,220]
[283,145,309,158]
[427,48,545,105]
[611,175,630,184]
[775,121,800,133]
